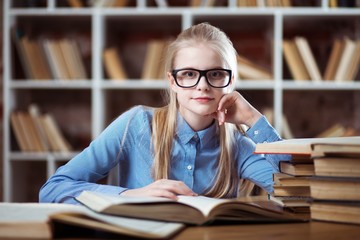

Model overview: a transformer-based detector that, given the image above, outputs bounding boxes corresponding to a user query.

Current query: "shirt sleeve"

[236,116,292,193]
[39,107,142,204]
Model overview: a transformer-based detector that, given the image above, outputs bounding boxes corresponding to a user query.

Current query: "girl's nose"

[196,76,210,90]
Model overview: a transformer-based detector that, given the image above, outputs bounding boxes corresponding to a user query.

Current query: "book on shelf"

[59,38,88,79]
[141,39,168,80]
[41,113,72,152]
[236,54,273,80]
[345,39,360,81]
[10,112,30,152]
[323,38,345,80]
[10,111,45,152]
[88,0,130,7]
[282,39,311,81]
[254,136,360,156]
[43,38,71,80]
[0,203,184,239]
[334,38,360,82]
[41,36,88,80]
[67,0,84,7]
[293,36,322,82]
[75,191,308,225]
[316,123,347,138]
[12,29,52,80]
[103,47,127,80]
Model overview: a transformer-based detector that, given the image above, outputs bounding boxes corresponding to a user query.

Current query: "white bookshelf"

[3,0,360,202]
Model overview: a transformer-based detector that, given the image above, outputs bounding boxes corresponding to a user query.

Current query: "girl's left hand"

[211,91,262,127]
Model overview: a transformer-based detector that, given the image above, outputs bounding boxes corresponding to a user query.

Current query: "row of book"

[13,30,88,80]
[255,136,360,225]
[103,36,360,82]
[69,0,360,8]
[10,104,72,152]
[103,38,170,81]
[283,36,360,82]
[104,41,272,81]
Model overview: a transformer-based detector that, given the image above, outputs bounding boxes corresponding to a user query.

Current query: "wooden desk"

[173,221,360,240]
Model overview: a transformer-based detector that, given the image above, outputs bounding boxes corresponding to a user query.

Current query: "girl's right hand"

[120,179,197,200]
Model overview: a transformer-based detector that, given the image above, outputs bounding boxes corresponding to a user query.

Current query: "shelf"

[3,0,360,202]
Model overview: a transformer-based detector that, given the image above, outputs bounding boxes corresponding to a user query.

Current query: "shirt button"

[254,130,259,135]
[187,165,192,170]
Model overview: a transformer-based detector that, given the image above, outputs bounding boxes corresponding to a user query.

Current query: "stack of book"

[310,142,360,225]
[271,155,313,215]
[255,136,360,224]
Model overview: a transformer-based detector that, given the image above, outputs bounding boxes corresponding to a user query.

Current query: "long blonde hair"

[152,23,240,198]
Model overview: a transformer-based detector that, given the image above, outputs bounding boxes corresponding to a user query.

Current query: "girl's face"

[168,44,233,127]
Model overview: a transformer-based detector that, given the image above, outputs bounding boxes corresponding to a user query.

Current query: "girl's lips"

[193,97,214,103]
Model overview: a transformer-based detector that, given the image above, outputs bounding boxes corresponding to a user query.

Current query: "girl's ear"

[167,72,178,93]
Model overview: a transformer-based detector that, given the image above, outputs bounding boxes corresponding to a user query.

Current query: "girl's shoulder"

[119,105,155,126]
[124,105,155,117]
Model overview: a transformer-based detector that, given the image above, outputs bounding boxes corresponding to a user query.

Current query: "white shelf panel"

[9,151,79,161]
[236,80,275,90]
[282,81,360,90]
[101,80,169,89]
[9,80,92,89]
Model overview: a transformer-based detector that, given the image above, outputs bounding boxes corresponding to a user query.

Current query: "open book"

[75,191,308,225]
[0,203,184,239]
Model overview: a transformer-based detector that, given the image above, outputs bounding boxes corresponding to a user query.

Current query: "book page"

[177,196,228,217]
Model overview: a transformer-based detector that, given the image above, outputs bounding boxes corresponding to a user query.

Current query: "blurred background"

[1,0,360,202]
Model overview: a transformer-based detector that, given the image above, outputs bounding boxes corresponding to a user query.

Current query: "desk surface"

[173,221,360,240]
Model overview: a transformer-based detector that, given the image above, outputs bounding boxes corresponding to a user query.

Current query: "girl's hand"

[120,179,197,200]
[213,91,262,127]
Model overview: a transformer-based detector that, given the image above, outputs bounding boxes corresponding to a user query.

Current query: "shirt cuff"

[246,115,282,144]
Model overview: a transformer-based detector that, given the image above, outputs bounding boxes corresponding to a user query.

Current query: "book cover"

[282,39,310,81]
[279,162,314,176]
[294,36,322,82]
[310,177,360,201]
[254,136,360,155]
[310,201,360,225]
[313,157,360,177]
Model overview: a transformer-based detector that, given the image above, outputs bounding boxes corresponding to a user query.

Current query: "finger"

[161,180,197,196]
[217,110,226,126]
[151,189,179,200]
[217,93,237,112]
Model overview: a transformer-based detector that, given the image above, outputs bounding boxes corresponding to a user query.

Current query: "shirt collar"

[176,113,218,147]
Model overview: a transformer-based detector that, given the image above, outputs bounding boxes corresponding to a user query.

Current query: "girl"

[40,22,284,204]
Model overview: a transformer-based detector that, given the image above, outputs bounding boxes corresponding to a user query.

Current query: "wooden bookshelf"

[2,0,360,202]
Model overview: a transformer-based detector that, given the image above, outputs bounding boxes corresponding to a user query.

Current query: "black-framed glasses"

[171,68,232,88]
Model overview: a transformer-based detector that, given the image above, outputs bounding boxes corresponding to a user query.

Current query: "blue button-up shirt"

[39,106,287,204]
